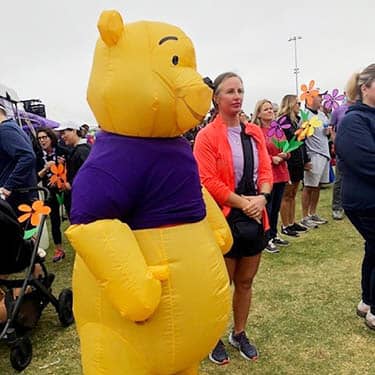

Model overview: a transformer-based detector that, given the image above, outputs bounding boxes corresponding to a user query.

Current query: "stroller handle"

[12,186,51,201]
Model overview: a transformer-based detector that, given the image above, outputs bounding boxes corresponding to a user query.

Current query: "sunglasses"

[38,135,49,141]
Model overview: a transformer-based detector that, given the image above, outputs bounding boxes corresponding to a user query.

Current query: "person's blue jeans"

[266,182,286,240]
[332,160,343,211]
[345,210,375,314]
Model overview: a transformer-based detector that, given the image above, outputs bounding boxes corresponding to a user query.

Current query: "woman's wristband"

[259,192,271,204]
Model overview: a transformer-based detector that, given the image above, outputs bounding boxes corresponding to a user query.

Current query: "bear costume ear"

[98,10,125,47]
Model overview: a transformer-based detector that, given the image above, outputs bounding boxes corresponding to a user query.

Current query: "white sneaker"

[37,247,47,259]
[300,216,319,229]
[265,240,280,254]
[365,310,375,330]
[357,300,370,317]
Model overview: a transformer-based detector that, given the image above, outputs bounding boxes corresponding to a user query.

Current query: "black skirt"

[224,209,267,259]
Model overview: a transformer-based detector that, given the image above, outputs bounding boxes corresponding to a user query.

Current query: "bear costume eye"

[172,55,179,65]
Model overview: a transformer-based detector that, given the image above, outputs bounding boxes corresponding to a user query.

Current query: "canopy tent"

[0,83,60,130]
[18,110,59,129]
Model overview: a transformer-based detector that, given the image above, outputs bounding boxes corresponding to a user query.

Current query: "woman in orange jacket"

[194,72,273,365]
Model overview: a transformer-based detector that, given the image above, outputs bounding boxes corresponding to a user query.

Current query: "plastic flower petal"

[17,200,51,226]
[267,121,278,137]
[322,89,346,111]
[32,200,51,215]
[300,80,319,106]
[18,213,32,223]
[309,116,322,128]
[18,204,32,213]
[49,162,67,190]
[268,119,291,139]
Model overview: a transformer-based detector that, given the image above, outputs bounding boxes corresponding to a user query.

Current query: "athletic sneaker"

[300,217,319,229]
[272,236,289,246]
[53,248,66,263]
[281,226,300,237]
[265,240,280,254]
[208,340,229,365]
[332,210,344,220]
[290,222,308,232]
[365,311,375,330]
[357,300,370,318]
[309,214,328,225]
[229,331,259,361]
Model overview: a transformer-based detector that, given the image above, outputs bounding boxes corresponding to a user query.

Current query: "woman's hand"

[45,161,55,170]
[63,182,72,191]
[272,156,283,165]
[0,187,11,199]
[57,156,65,164]
[39,161,54,178]
[277,152,288,160]
[304,162,312,171]
[241,195,266,221]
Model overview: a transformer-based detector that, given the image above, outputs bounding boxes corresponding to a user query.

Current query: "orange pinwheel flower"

[300,80,319,107]
[50,163,67,189]
[18,200,51,226]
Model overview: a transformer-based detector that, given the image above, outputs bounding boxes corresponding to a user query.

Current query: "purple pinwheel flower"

[322,89,345,110]
[267,116,291,139]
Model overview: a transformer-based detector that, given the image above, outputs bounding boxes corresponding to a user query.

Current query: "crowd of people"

[0,107,91,262]
[0,62,374,368]
[193,64,375,364]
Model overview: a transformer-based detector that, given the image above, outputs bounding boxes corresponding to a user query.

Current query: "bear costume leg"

[79,324,149,375]
[174,363,199,375]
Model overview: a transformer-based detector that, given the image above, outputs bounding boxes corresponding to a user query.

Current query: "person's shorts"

[304,153,330,187]
[287,164,304,183]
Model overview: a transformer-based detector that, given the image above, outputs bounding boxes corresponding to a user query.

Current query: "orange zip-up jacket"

[194,115,273,228]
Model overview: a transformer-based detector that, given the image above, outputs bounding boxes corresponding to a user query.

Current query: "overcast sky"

[1,0,373,124]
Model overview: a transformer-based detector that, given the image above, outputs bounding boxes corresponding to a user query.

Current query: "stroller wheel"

[10,336,32,372]
[58,289,74,327]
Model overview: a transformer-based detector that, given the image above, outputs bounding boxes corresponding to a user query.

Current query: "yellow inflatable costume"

[66,10,232,375]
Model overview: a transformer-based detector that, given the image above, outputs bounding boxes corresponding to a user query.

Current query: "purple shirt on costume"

[331,104,349,132]
[70,131,206,230]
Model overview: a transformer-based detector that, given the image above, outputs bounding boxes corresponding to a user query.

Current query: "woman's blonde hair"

[251,99,273,126]
[346,63,375,102]
[278,94,299,124]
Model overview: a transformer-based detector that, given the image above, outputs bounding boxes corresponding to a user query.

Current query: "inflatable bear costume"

[66,10,232,375]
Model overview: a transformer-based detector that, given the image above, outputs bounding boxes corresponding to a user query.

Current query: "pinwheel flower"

[49,163,67,189]
[295,116,322,141]
[322,89,345,110]
[267,116,291,139]
[300,80,319,107]
[18,200,51,226]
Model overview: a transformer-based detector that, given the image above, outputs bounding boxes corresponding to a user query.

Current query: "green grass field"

[1,186,374,374]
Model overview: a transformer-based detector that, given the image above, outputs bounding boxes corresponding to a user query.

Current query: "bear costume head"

[87,10,212,138]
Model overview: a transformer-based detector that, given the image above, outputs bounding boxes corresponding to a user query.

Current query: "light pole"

[288,36,302,96]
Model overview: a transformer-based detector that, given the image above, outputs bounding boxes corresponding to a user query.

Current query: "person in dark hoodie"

[0,103,37,212]
[54,120,91,217]
[336,63,375,330]
[278,94,312,237]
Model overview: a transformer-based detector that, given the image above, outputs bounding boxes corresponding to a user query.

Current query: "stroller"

[0,187,74,372]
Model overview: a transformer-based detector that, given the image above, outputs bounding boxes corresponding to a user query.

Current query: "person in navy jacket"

[336,63,375,330]
[0,103,37,211]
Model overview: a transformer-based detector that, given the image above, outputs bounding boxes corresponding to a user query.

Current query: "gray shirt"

[303,108,330,159]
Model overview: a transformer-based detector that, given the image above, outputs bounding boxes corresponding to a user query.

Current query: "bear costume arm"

[66,219,168,322]
[201,187,233,255]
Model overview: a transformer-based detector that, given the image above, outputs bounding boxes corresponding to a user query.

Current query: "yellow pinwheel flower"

[295,116,322,141]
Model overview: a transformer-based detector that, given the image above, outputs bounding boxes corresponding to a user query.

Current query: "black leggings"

[346,210,375,313]
[266,182,286,239]
[47,192,63,245]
